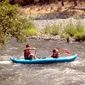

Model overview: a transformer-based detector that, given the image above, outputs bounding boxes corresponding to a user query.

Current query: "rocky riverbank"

[21,3,85,42]
[32,18,85,41]
[33,18,85,30]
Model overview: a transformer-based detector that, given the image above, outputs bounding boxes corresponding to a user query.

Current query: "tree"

[0,0,36,46]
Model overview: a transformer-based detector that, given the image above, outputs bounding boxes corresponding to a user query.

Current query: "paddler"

[24,44,37,60]
[51,48,59,58]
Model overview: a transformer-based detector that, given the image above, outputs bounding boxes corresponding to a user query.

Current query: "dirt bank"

[21,2,85,17]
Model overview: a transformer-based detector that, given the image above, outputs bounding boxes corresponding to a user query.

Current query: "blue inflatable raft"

[10,54,78,64]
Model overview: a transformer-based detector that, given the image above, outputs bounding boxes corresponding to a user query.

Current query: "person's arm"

[29,47,36,50]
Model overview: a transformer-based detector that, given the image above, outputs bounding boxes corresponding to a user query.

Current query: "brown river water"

[0,38,85,85]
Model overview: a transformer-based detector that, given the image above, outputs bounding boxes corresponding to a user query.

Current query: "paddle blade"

[56,48,71,54]
[64,50,71,54]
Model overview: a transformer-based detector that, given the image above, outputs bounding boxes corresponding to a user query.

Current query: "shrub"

[63,22,77,37]
[0,0,37,45]
[50,25,60,36]
[42,26,51,35]
[61,33,69,39]
[76,21,85,32]
[74,20,85,41]
[74,32,85,41]
[42,24,60,36]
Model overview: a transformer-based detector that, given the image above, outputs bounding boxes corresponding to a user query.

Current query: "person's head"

[53,48,59,53]
[26,44,30,48]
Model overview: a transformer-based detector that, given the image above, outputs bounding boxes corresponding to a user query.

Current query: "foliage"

[42,26,51,35]
[76,21,85,33]
[74,21,85,41]
[42,25,60,36]
[63,22,77,37]
[0,0,37,46]
[23,22,37,36]
[50,25,60,36]
[74,32,85,41]
[61,33,69,39]
[42,19,85,42]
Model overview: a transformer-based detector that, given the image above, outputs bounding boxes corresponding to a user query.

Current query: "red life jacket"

[24,48,31,58]
[51,53,59,58]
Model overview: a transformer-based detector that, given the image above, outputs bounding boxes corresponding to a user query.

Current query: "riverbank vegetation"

[42,24,60,36]
[42,19,85,42]
[0,0,37,48]
[0,0,85,49]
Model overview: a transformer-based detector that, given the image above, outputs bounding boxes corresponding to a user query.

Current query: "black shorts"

[24,56,32,60]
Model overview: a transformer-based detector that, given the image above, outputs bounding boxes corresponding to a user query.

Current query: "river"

[0,38,85,85]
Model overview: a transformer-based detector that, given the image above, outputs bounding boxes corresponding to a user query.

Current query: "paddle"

[56,48,71,54]
[34,50,38,59]
[35,50,37,57]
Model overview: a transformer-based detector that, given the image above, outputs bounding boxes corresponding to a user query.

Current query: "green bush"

[74,21,85,41]
[63,22,77,37]
[23,22,37,36]
[42,19,85,42]
[74,32,85,41]
[76,21,85,32]
[0,32,9,44]
[0,0,37,45]
[42,26,51,35]
[42,25,60,36]
[50,25,60,36]
[61,33,69,39]
[62,20,85,41]
[26,28,37,36]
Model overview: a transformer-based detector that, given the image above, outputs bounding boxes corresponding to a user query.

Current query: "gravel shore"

[33,18,85,30]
